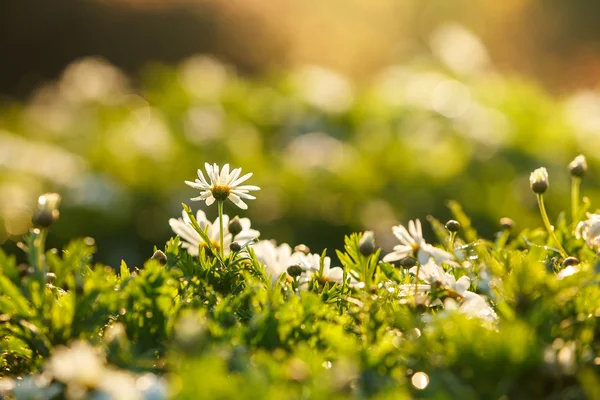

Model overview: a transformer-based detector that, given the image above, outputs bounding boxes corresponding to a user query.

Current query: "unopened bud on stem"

[32,193,61,228]
[530,167,549,194]
[569,155,587,178]
[358,231,377,256]
[228,216,243,237]
[445,220,460,233]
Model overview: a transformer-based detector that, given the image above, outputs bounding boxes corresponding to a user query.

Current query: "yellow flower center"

[211,185,231,202]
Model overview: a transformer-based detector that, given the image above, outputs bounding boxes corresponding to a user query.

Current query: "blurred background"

[2,0,600,267]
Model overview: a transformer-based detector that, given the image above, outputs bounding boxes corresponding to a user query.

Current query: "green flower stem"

[414,264,421,297]
[448,232,457,252]
[218,201,225,259]
[33,228,48,289]
[571,176,581,225]
[537,194,567,258]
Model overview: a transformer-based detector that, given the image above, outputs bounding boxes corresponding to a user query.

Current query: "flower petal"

[230,172,253,187]
[228,193,248,209]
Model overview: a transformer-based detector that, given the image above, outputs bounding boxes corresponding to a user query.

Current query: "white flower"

[252,240,297,282]
[402,260,497,323]
[383,219,457,265]
[185,163,260,209]
[295,252,358,286]
[576,213,600,249]
[96,369,141,400]
[46,341,106,388]
[409,259,470,294]
[457,292,498,322]
[252,242,355,287]
[169,210,259,256]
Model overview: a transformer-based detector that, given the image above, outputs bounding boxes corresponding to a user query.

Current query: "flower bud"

[229,242,242,252]
[32,193,61,228]
[294,244,310,255]
[562,257,580,267]
[399,257,418,269]
[286,264,304,278]
[151,250,167,265]
[568,155,587,178]
[445,220,460,233]
[358,231,377,256]
[228,216,243,237]
[500,217,515,231]
[529,167,549,194]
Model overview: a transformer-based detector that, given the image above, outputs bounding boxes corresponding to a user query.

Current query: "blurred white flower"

[186,163,260,210]
[284,132,358,173]
[46,341,106,389]
[178,56,229,101]
[252,240,298,282]
[96,369,141,400]
[383,219,457,266]
[400,260,497,323]
[296,251,358,286]
[169,210,259,256]
[576,213,600,249]
[457,292,498,323]
[59,57,129,104]
[293,65,354,114]
[430,23,490,76]
[409,259,470,294]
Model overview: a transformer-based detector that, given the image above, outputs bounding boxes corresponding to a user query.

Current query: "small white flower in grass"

[253,240,298,283]
[409,259,470,294]
[169,210,259,256]
[383,219,457,266]
[185,163,260,209]
[46,341,106,389]
[297,252,359,286]
[576,213,600,250]
[253,242,356,287]
[401,260,497,323]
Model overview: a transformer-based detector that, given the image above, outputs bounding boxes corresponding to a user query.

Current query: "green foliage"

[2,173,600,400]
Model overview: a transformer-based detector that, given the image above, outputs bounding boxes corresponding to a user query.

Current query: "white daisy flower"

[185,163,260,209]
[296,252,358,286]
[409,259,470,294]
[576,213,600,249]
[445,293,498,323]
[383,219,457,266]
[252,240,295,282]
[169,210,259,256]
[403,260,497,323]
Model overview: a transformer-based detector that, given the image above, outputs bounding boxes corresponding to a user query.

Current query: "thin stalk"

[571,176,581,225]
[537,194,567,258]
[414,264,421,297]
[218,201,225,259]
[33,228,48,283]
[448,232,457,252]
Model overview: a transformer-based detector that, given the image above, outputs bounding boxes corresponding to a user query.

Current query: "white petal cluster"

[401,260,497,323]
[169,210,259,256]
[44,341,166,400]
[252,240,355,287]
[383,219,457,265]
[252,240,298,283]
[185,163,260,209]
[576,213,600,249]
